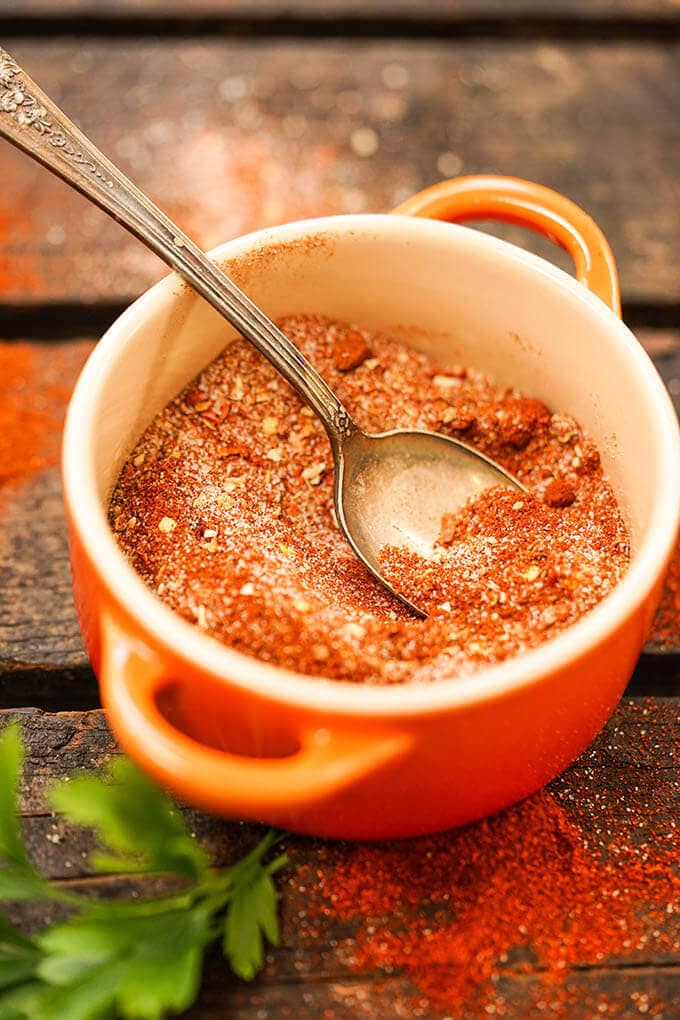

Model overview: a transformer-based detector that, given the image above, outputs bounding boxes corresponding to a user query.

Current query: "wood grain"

[1,698,677,1019]
[187,969,680,1020]
[1,470,86,673]
[0,39,677,305]
[0,341,93,699]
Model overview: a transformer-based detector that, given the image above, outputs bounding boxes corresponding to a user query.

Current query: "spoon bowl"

[336,429,524,615]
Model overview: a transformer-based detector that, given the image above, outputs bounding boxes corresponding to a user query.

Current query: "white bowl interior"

[64,214,680,712]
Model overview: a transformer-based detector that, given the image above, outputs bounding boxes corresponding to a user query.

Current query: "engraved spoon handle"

[0,48,357,446]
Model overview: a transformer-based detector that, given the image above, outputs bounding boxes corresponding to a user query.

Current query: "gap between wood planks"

[1,9,680,43]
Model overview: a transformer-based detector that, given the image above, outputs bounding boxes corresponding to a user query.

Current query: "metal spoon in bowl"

[0,48,523,617]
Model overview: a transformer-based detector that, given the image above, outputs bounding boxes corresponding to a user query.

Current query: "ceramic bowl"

[62,176,680,839]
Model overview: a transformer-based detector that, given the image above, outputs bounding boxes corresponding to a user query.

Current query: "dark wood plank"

[1,469,88,673]
[2,334,680,702]
[0,341,93,703]
[2,1,679,20]
[187,969,680,1020]
[0,39,677,304]
[1,699,678,1019]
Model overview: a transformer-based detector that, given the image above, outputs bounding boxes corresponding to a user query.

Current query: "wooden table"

[1,3,679,1017]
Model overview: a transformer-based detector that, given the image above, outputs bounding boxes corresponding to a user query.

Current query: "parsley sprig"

[0,723,288,1019]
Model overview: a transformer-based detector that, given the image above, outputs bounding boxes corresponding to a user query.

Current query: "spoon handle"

[0,47,357,445]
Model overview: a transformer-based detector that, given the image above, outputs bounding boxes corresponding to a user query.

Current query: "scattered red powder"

[0,341,93,500]
[168,132,346,251]
[0,199,43,296]
[649,538,680,647]
[289,700,678,1016]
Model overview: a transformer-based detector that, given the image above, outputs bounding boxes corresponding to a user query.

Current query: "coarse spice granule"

[109,315,629,684]
[286,701,678,1018]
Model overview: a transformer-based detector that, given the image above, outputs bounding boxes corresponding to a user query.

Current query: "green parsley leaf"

[29,960,121,1020]
[0,725,29,869]
[0,914,41,991]
[49,756,209,879]
[36,907,211,1020]
[0,981,44,1020]
[223,831,288,980]
[114,908,210,1019]
[0,870,50,905]
[0,726,288,1019]
[0,725,51,904]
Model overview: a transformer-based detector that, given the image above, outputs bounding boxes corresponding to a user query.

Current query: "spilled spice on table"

[648,538,680,647]
[169,132,346,251]
[110,315,629,684]
[0,340,93,502]
[0,198,42,297]
[287,701,678,1017]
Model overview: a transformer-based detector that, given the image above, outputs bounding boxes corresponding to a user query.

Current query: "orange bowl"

[62,177,680,839]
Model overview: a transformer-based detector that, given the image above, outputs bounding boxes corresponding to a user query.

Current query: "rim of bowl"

[62,214,680,718]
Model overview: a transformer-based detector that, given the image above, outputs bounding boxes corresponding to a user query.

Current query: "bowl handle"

[392,175,621,316]
[98,610,413,820]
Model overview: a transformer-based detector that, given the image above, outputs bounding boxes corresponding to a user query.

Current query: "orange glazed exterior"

[63,177,680,838]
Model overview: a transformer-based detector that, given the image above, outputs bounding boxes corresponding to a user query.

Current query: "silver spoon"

[0,48,523,618]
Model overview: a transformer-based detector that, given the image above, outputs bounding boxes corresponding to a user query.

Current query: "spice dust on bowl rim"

[62,176,680,839]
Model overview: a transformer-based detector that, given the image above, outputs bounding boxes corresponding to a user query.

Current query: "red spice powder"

[168,132,346,252]
[291,701,678,1016]
[379,483,626,654]
[110,315,628,684]
[0,199,43,297]
[0,254,40,296]
[0,341,93,498]
[649,539,680,647]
